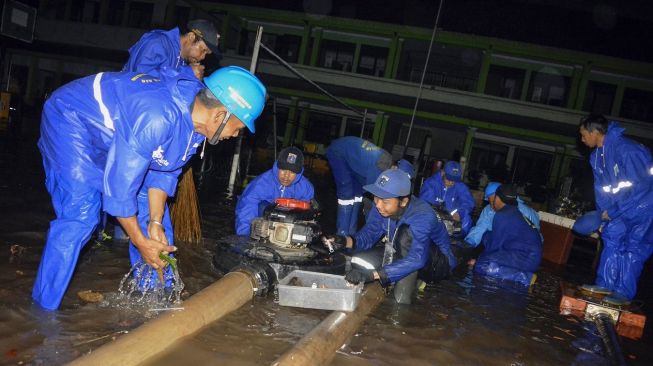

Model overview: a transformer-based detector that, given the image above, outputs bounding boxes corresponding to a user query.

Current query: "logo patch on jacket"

[152,146,169,166]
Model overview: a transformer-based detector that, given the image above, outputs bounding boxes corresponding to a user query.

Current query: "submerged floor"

[1,134,653,365]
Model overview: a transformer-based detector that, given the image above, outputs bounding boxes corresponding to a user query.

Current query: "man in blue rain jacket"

[235,147,315,235]
[474,184,542,287]
[326,136,393,235]
[124,19,220,79]
[34,66,266,310]
[579,114,653,302]
[465,182,541,247]
[323,170,456,300]
[419,161,475,237]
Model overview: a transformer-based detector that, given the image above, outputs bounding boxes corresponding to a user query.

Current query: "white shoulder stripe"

[93,73,114,131]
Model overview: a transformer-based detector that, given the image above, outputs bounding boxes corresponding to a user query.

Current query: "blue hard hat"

[203,66,267,133]
[572,211,603,236]
[364,169,411,199]
[484,182,501,200]
[396,159,415,179]
[444,161,462,182]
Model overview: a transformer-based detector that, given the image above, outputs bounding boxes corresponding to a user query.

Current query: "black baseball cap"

[496,184,518,205]
[187,19,220,55]
[277,147,304,174]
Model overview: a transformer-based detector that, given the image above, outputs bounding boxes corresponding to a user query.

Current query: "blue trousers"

[596,214,653,300]
[33,165,174,310]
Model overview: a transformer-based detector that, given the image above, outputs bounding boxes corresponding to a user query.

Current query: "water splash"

[117,261,185,309]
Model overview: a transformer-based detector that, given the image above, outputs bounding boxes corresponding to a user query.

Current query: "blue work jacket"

[476,204,542,275]
[235,162,315,235]
[419,172,476,235]
[465,198,541,247]
[38,68,205,218]
[124,27,192,77]
[590,122,653,221]
[353,197,457,284]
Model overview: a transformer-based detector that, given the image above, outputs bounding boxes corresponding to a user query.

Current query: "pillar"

[283,97,299,146]
[476,48,492,94]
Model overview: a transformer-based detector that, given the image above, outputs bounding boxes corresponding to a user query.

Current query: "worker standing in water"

[124,19,220,79]
[578,114,653,304]
[472,184,542,287]
[235,147,315,235]
[419,161,475,238]
[464,182,541,248]
[326,137,393,235]
[33,66,266,310]
[323,169,457,304]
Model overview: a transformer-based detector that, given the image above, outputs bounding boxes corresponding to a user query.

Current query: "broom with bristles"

[170,167,202,246]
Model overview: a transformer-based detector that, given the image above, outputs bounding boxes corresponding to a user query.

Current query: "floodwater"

[2,133,653,365]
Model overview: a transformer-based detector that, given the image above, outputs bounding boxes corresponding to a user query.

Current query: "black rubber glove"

[345,268,375,284]
[321,235,348,253]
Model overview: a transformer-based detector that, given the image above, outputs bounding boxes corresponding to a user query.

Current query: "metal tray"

[277,270,363,311]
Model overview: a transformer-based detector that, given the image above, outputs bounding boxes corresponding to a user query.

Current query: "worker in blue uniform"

[419,161,476,237]
[323,169,457,303]
[578,114,653,303]
[473,184,542,287]
[33,66,266,310]
[235,147,315,235]
[326,137,393,235]
[464,182,541,247]
[97,19,220,242]
[124,19,220,79]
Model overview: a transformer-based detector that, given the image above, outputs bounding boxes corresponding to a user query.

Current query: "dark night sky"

[214,0,653,63]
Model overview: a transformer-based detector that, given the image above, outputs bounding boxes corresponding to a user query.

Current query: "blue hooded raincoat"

[353,197,457,285]
[34,68,205,310]
[235,162,315,235]
[590,122,653,300]
[474,204,542,287]
[124,27,191,77]
[419,172,476,237]
[465,198,541,247]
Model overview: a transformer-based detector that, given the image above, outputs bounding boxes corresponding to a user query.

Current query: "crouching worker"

[473,184,542,287]
[235,147,315,235]
[34,66,266,310]
[323,169,457,304]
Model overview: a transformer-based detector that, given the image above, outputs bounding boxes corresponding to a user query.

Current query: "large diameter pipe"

[272,282,385,366]
[69,271,256,366]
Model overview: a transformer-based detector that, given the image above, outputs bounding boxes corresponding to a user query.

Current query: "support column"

[566,65,583,109]
[476,48,492,94]
[121,0,131,27]
[462,127,476,163]
[506,146,516,170]
[295,103,310,145]
[384,34,399,79]
[352,43,361,73]
[371,111,385,146]
[283,97,299,146]
[378,115,389,147]
[220,14,231,53]
[339,116,347,137]
[520,69,532,101]
[611,82,625,117]
[573,63,592,110]
[390,38,403,79]
[163,0,177,28]
[309,27,323,67]
[24,56,38,105]
[297,22,311,65]
[548,146,564,189]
